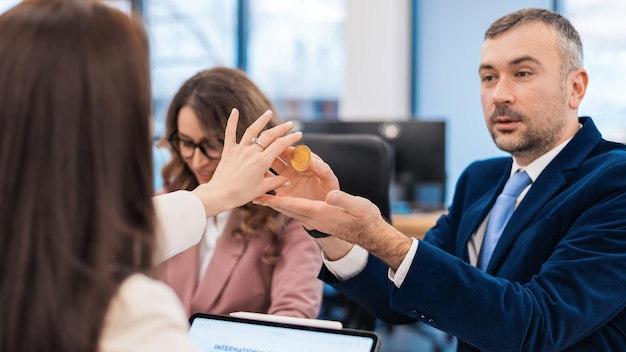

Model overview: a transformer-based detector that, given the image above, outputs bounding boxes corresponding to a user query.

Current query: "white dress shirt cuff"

[388,238,419,288]
[153,190,207,264]
[323,244,369,281]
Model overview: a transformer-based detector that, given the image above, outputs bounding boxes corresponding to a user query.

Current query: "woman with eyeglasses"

[157,67,324,319]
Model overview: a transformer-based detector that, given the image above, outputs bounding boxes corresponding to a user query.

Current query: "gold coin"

[290,145,311,171]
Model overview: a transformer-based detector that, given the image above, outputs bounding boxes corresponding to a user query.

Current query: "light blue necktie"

[478,170,532,270]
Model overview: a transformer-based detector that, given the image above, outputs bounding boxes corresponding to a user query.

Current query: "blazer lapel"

[486,117,602,272]
[486,168,566,272]
[457,166,511,261]
[457,188,500,261]
[192,212,246,310]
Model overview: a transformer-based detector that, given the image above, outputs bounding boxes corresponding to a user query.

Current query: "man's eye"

[517,71,532,77]
[482,75,495,82]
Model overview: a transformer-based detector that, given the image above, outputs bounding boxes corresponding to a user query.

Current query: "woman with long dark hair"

[0,1,303,351]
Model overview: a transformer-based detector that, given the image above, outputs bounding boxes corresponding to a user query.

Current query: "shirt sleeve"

[153,190,207,264]
[323,238,420,288]
[322,244,369,280]
[388,238,419,287]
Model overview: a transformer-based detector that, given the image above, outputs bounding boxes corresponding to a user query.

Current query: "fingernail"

[282,181,291,187]
[230,108,237,115]
[252,200,262,205]
[263,110,272,116]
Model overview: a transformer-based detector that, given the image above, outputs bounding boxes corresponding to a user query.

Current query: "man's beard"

[489,105,563,158]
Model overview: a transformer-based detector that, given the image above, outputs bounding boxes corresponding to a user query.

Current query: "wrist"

[191,182,234,217]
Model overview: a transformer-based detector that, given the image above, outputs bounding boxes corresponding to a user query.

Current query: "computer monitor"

[298,119,446,211]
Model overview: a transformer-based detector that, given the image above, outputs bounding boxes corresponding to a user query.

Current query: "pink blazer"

[159,210,324,318]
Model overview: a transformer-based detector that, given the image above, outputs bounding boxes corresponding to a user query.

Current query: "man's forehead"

[480,21,559,67]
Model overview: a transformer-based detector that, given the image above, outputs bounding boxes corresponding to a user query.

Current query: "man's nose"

[491,77,515,105]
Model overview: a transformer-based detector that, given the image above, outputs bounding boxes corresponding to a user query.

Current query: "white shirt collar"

[511,134,575,182]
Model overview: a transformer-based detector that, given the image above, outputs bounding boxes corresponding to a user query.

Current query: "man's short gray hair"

[485,8,583,76]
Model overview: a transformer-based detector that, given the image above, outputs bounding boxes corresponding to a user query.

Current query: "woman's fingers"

[240,110,275,146]
[223,108,240,149]
[213,108,308,206]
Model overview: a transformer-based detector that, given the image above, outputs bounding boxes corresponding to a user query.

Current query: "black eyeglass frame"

[167,134,222,160]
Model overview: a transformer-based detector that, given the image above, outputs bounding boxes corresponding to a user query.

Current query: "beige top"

[98,274,200,352]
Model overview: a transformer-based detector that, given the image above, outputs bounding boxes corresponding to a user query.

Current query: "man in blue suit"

[257,8,626,351]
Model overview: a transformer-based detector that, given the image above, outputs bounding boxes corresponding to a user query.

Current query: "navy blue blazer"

[323,117,626,351]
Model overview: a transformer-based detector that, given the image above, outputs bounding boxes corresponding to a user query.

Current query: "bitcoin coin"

[290,145,311,171]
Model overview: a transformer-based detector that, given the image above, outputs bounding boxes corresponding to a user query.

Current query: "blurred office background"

[125,0,626,201]
[0,0,623,201]
[2,0,624,351]
[2,0,620,201]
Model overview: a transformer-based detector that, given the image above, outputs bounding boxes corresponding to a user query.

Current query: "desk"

[391,210,446,239]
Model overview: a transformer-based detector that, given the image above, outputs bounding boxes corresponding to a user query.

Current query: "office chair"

[299,133,393,223]
[298,133,394,331]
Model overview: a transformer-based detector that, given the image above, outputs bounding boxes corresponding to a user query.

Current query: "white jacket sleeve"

[152,191,207,264]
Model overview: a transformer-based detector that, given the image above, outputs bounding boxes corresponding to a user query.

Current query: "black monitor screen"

[298,120,446,210]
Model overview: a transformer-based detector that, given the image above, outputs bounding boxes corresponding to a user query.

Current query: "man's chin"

[493,135,523,153]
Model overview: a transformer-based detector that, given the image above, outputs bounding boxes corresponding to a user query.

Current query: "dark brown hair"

[485,8,583,76]
[159,67,289,263]
[0,0,154,351]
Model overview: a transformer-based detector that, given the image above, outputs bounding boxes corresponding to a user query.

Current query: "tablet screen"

[188,313,379,352]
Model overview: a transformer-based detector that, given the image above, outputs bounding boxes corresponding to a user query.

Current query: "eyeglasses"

[168,134,223,160]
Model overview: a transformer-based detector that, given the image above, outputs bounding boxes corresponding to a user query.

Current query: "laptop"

[189,312,380,352]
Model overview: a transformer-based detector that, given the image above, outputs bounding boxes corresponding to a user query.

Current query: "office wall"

[339,0,412,120]
[414,0,551,204]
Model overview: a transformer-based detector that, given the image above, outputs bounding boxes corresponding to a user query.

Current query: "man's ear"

[568,68,588,110]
